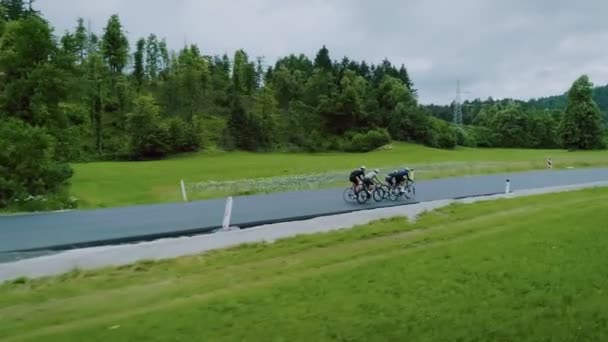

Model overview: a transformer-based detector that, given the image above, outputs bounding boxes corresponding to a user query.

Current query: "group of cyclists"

[348,166,414,195]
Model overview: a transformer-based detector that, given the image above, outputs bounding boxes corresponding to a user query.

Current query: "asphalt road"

[1,167,607,255]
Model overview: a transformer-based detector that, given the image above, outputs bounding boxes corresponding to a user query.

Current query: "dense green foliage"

[0,2,605,209]
[0,118,73,209]
[425,82,607,149]
[559,75,605,150]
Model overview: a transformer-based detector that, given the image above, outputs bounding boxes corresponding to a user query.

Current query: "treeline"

[424,80,607,149]
[0,1,605,210]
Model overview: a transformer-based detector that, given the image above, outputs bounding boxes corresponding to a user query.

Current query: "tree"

[230,49,256,96]
[0,118,73,208]
[126,95,171,159]
[145,33,160,81]
[84,52,109,155]
[133,38,145,87]
[74,17,87,63]
[87,32,100,55]
[208,54,231,109]
[314,45,332,72]
[491,103,533,148]
[175,45,210,120]
[270,66,305,111]
[330,69,367,134]
[59,30,77,60]
[398,64,416,96]
[0,5,6,36]
[1,0,25,20]
[101,14,129,74]
[560,75,604,150]
[247,86,279,149]
[158,38,170,78]
[0,16,66,127]
[304,68,336,107]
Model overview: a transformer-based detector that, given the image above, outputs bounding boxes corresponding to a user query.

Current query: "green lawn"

[2,187,608,341]
[71,142,608,208]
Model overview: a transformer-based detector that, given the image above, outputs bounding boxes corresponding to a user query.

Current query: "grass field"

[2,187,608,341]
[71,143,608,208]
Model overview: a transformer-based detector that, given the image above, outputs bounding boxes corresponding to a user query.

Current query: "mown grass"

[70,142,608,208]
[1,187,608,341]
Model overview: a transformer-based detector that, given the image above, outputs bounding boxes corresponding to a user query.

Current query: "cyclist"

[395,167,414,193]
[362,168,381,192]
[349,166,366,191]
[385,169,399,187]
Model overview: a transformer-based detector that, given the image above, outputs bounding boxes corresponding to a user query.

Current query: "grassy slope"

[2,187,608,341]
[71,142,608,208]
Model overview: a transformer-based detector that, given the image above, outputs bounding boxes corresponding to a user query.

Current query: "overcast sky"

[37,0,608,104]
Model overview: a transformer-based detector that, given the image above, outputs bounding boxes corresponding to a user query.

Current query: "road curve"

[1,167,607,254]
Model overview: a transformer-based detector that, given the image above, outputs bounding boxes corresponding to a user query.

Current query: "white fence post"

[505,179,511,194]
[547,157,553,169]
[180,179,188,202]
[222,196,233,230]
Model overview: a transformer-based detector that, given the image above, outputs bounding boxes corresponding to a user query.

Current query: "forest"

[0,0,606,209]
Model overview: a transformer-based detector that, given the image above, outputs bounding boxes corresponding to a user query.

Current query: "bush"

[467,126,496,148]
[452,126,477,147]
[0,118,74,209]
[346,128,391,152]
[167,116,202,153]
[424,118,456,149]
[127,95,172,160]
[437,127,457,149]
[301,130,331,152]
[199,115,226,147]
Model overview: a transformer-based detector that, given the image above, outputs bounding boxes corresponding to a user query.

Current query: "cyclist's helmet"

[374,169,379,173]
[360,166,366,170]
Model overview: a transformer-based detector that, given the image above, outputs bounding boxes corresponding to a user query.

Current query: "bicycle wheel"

[403,183,415,199]
[380,185,390,199]
[343,187,356,203]
[372,187,385,202]
[356,189,369,204]
[388,187,400,201]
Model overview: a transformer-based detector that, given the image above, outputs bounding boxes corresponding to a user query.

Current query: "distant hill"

[424,84,608,125]
[527,84,608,117]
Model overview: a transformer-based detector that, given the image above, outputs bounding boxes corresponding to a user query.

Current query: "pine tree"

[101,14,129,74]
[398,64,416,96]
[74,18,87,63]
[133,38,145,87]
[1,0,25,21]
[314,45,332,72]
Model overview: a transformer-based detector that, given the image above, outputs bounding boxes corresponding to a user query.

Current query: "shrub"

[346,128,391,152]
[467,126,496,148]
[126,95,171,160]
[0,118,74,209]
[167,116,202,153]
[452,125,477,147]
